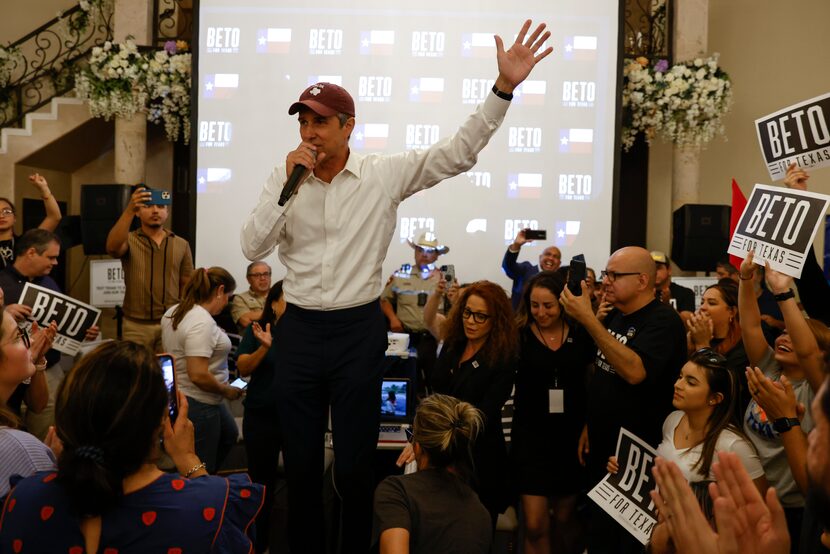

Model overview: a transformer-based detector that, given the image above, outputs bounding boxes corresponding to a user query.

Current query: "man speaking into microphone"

[240,19,552,554]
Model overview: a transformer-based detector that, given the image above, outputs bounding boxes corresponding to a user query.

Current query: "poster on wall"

[727,184,830,278]
[755,92,830,181]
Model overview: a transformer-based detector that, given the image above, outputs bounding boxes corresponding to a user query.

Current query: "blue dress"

[0,471,263,553]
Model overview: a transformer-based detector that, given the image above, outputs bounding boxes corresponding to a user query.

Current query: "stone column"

[113,0,154,184]
[671,0,709,211]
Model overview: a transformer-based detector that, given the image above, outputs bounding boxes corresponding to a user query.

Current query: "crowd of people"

[0,16,828,554]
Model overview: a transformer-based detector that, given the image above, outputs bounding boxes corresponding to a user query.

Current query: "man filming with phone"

[502,227,561,309]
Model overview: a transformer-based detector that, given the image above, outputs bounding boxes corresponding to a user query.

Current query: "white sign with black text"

[727,184,830,278]
[755,92,830,181]
[89,259,126,308]
[672,276,717,311]
[587,428,658,545]
[19,283,101,356]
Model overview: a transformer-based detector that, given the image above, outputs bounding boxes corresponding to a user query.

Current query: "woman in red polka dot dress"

[0,341,264,553]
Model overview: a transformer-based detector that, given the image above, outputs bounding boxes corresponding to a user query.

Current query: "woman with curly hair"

[399,280,518,525]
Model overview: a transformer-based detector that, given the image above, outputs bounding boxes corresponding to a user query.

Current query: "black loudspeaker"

[81,184,133,255]
[671,204,731,271]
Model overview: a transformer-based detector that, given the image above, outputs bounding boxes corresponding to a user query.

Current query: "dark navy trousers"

[274,300,386,554]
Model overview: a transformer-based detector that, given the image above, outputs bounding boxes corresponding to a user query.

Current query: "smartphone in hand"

[524,229,547,241]
[568,255,587,296]
[158,353,178,423]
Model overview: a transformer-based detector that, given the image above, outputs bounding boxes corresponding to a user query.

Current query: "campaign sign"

[727,184,830,278]
[587,428,658,545]
[672,276,717,310]
[89,259,126,308]
[755,92,830,181]
[19,283,101,356]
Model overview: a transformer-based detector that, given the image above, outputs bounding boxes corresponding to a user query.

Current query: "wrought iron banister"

[0,3,113,128]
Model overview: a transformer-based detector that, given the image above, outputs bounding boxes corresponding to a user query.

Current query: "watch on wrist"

[773,288,795,302]
[772,417,800,433]
[491,84,514,101]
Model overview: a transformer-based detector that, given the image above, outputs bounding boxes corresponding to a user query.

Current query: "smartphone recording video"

[158,354,178,423]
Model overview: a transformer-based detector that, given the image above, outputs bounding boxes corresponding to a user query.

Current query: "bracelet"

[773,288,795,302]
[41,195,52,201]
[491,84,514,101]
[739,273,754,280]
[35,359,48,371]
[184,462,207,478]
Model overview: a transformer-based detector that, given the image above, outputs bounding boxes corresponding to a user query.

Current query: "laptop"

[378,378,412,443]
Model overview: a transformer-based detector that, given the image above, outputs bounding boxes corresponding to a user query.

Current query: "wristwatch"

[772,417,800,433]
[773,289,795,302]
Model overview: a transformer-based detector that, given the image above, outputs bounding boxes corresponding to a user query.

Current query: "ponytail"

[169,266,236,330]
[412,394,483,473]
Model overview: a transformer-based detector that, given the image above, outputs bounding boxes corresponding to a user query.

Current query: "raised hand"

[783,163,809,191]
[494,20,553,91]
[251,322,273,349]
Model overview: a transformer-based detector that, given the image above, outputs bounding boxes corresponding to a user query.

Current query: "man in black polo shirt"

[561,246,686,554]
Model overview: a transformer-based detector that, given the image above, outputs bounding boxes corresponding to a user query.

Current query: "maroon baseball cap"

[288,82,355,117]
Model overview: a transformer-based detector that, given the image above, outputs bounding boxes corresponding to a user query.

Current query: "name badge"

[549,389,564,414]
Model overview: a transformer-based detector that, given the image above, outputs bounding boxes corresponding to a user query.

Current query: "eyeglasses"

[248,272,271,279]
[0,209,14,216]
[600,270,641,283]
[462,308,490,324]
[693,347,728,366]
[4,326,30,348]
[404,427,414,443]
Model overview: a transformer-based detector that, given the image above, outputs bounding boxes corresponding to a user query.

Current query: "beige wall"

[0,0,78,45]
[647,0,830,267]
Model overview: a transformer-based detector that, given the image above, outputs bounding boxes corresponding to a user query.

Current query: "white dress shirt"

[240,92,509,310]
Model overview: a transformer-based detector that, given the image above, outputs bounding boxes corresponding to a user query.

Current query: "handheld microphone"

[278,164,307,206]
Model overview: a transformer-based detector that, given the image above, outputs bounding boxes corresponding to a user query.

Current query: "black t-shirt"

[669,282,696,312]
[586,299,686,481]
[372,469,492,554]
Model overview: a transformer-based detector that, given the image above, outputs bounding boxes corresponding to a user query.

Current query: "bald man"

[561,246,686,554]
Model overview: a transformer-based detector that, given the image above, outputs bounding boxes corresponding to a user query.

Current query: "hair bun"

[75,445,106,465]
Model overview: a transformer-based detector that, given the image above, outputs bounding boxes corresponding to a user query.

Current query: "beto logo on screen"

[466,171,492,188]
[508,126,542,153]
[558,174,594,200]
[358,76,393,103]
[461,78,495,105]
[198,121,232,148]
[405,124,440,150]
[504,219,540,241]
[308,28,343,55]
[399,217,435,243]
[562,81,596,108]
[411,31,445,58]
[205,27,240,53]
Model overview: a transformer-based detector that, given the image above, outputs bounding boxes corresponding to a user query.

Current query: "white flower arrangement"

[75,39,191,143]
[146,42,191,144]
[0,46,23,88]
[75,39,148,120]
[621,54,732,151]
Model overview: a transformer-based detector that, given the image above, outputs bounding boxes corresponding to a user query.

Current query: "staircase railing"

[0,3,113,128]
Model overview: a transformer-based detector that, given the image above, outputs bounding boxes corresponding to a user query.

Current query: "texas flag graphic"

[353,123,389,150]
[360,30,395,55]
[555,220,581,247]
[196,168,232,193]
[507,173,542,199]
[409,77,444,103]
[256,28,291,54]
[563,35,597,61]
[307,75,342,86]
[461,32,495,58]
[514,80,546,106]
[559,128,594,154]
[204,74,239,99]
